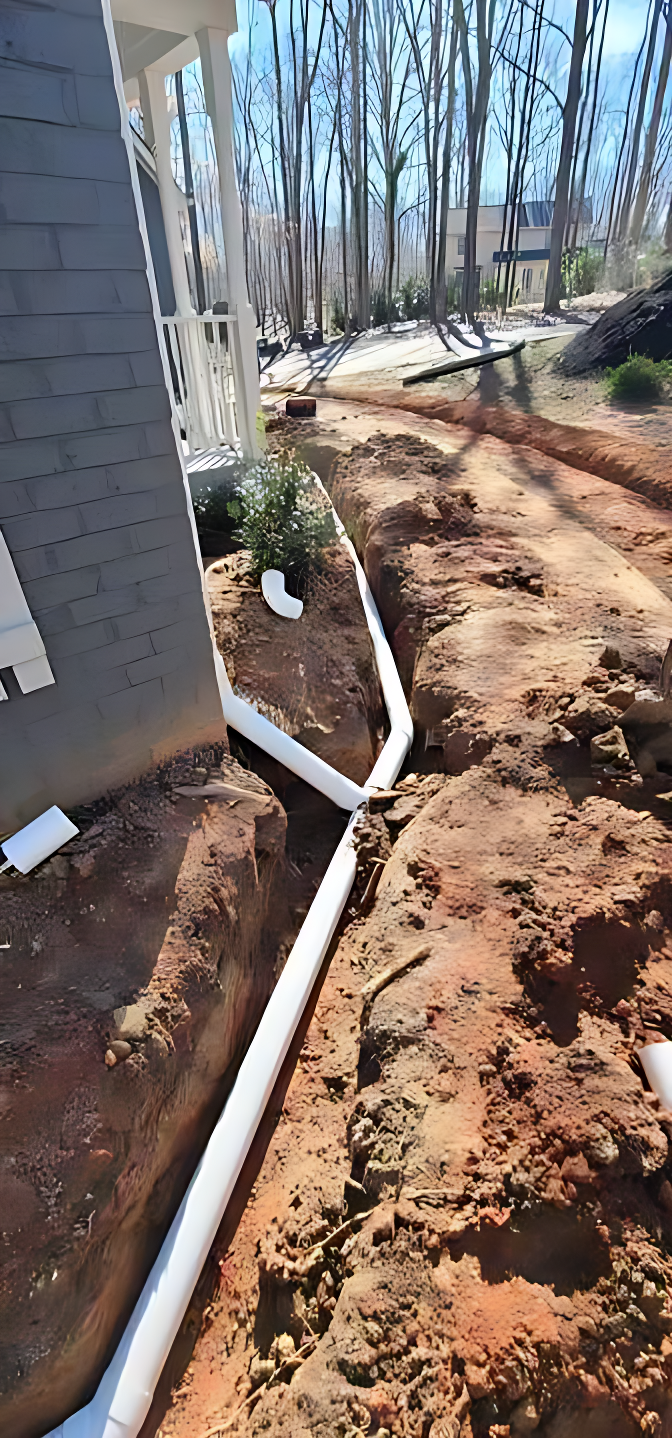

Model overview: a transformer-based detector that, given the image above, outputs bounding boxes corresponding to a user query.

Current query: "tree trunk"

[629,15,672,249]
[544,0,590,313]
[570,0,609,253]
[617,0,662,241]
[456,0,495,326]
[436,20,458,322]
[175,71,207,313]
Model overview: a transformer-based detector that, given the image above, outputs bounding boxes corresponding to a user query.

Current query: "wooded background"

[132,0,672,333]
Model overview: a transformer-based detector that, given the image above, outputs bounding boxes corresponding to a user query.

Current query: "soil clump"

[160,414,672,1438]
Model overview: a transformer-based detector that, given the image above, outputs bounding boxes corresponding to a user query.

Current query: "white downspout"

[43,503,412,1438]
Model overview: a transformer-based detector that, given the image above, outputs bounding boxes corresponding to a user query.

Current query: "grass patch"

[605,353,672,401]
[227,450,336,595]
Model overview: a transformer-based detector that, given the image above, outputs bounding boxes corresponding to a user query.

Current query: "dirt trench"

[0,531,384,1438]
[158,408,672,1438]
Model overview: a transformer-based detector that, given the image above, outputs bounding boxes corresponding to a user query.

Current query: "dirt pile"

[0,745,293,1438]
[206,544,384,786]
[162,422,672,1438]
[561,273,672,373]
[391,398,672,514]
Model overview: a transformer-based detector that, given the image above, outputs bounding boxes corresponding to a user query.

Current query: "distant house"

[445,200,598,302]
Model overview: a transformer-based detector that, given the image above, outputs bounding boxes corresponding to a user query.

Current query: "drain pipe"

[214,654,367,811]
[44,508,412,1438]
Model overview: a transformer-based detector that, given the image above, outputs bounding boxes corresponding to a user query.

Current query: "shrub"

[605,353,672,401]
[479,277,499,311]
[371,287,400,327]
[562,246,605,300]
[396,277,429,321]
[227,450,337,594]
[331,293,346,333]
[191,472,240,537]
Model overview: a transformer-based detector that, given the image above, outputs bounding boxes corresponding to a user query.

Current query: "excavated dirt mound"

[391,398,672,515]
[0,744,292,1438]
[162,421,672,1438]
[206,544,383,787]
[562,273,672,373]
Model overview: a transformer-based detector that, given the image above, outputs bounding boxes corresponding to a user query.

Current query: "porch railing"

[162,314,239,455]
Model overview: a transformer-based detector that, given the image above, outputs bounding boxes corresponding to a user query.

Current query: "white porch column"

[140,67,193,317]
[196,26,261,457]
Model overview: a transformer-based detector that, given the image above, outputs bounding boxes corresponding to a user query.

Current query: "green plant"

[227,450,337,594]
[605,353,672,401]
[479,277,499,311]
[371,286,401,326]
[191,473,240,535]
[331,293,346,333]
[561,246,605,301]
[396,277,429,321]
[443,278,461,316]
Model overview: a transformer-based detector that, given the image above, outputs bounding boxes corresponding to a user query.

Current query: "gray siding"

[0,0,223,831]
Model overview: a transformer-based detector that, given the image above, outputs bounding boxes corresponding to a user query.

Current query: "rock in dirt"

[590,725,630,769]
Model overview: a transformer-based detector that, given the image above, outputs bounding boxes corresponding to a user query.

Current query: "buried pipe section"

[44,496,412,1438]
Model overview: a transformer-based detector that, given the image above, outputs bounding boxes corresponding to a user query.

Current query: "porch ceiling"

[109,0,238,47]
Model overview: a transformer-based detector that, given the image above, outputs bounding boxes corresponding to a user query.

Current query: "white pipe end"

[637,1040,672,1110]
[261,570,303,620]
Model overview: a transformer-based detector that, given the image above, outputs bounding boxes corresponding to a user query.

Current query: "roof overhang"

[110,0,237,82]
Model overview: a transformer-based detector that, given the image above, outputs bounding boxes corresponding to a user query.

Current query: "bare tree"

[264,0,328,335]
[629,10,672,248]
[544,0,590,312]
[435,17,459,320]
[454,0,497,326]
[616,0,663,241]
[370,0,412,325]
[569,0,609,253]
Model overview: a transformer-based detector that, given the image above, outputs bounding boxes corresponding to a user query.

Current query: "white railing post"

[196,26,261,458]
[162,316,240,455]
[140,69,193,318]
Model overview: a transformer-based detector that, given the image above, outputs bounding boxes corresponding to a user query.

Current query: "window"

[457,236,466,255]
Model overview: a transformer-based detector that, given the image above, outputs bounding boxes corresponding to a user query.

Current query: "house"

[0,0,259,833]
[445,200,596,301]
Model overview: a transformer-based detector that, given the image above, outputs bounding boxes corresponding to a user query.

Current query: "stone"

[563,694,621,741]
[249,1356,275,1390]
[104,1049,117,1067]
[599,646,621,671]
[605,685,636,712]
[590,725,630,769]
[584,1124,619,1168]
[112,1002,148,1043]
[108,1040,131,1061]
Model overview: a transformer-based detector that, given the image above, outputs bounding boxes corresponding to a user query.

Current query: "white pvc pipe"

[43,495,412,1438]
[1,807,78,875]
[214,655,367,812]
[261,570,304,620]
[638,1041,672,1110]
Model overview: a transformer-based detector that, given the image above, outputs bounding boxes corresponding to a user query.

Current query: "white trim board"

[0,530,55,697]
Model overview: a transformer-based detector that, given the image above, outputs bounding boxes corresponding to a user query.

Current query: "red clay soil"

[160,418,672,1438]
[0,743,292,1438]
[206,542,383,788]
[374,394,672,515]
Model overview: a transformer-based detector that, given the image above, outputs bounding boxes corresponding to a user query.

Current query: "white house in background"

[445,200,597,301]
